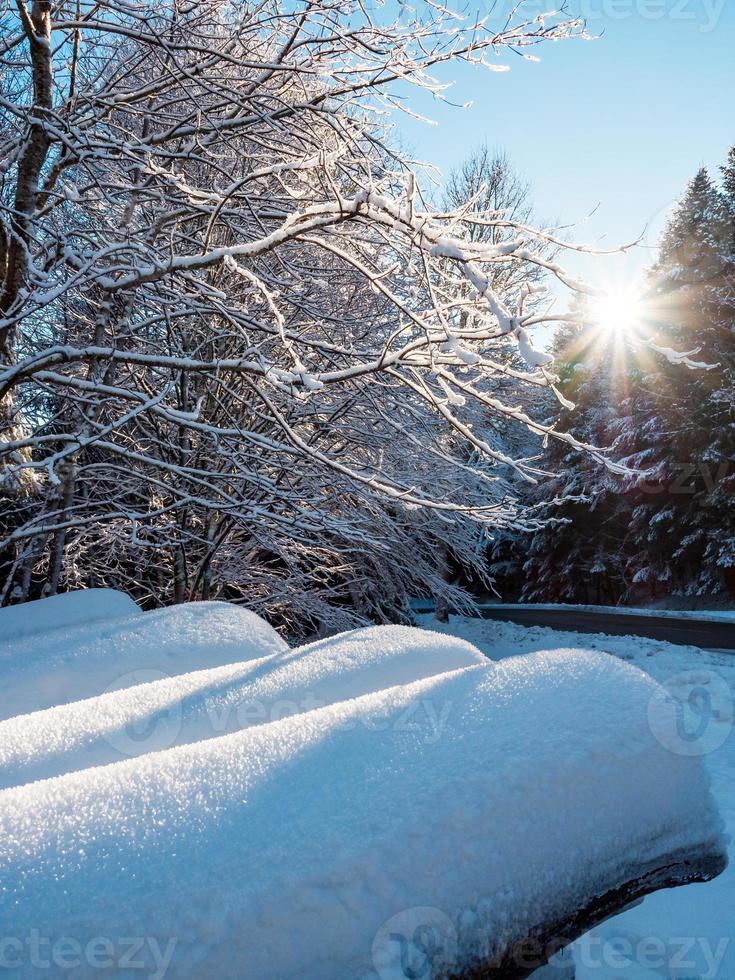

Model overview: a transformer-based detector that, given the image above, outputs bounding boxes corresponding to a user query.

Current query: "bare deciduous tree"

[1,0,622,633]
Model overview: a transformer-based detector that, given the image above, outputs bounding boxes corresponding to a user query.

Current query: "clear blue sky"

[392,0,734,305]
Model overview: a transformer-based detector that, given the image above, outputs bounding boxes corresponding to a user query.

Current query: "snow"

[0,589,138,643]
[648,341,718,371]
[419,613,735,979]
[0,593,728,978]
[0,625,487,790]
[0,600,288,721]
[440,334,482,365]
[0,647,724,980]
[516,326,554,368]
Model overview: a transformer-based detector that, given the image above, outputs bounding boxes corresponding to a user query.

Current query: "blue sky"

[391,0,734,307]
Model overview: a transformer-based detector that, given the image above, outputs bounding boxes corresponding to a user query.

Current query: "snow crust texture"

[0,631,724,980]
[0,588,138,643]
[0,600,288,721]
[0,624,486,790]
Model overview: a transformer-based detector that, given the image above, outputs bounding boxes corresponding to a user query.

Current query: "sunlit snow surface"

[0,594,728,980]
[0,624,486,790]
[0,600,288,721]
[420,614,735,980]
[0,587,138,643]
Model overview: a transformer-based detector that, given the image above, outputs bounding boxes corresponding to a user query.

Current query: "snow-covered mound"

[0,588,138,644]
[0,601,287,721]
[0,649,725,980]
[0,625,486,790]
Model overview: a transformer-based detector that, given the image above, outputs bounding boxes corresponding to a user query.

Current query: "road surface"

[416,603,735,651]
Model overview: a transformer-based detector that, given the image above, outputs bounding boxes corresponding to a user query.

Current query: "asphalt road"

[472,606,735,651]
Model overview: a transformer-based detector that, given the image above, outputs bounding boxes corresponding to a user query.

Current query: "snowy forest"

[1,3,734,979]
[1,1,733,637]
[494,152,735,607]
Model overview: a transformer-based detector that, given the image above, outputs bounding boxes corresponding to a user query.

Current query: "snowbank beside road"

[0,649,724,980]
[0,589,138,644]
[0,600,287,721]
[0,625,486,790]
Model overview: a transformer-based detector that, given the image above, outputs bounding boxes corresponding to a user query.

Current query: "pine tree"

[495,304,633,604]
[721,147,735,211]
[632,164,735,598]
[494,151,735,605]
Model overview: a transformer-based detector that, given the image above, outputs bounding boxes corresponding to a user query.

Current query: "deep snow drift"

[0,588,138,643]
[0,625,486,790]
[0,600,288,721]
[0,648,725,980]
[422,613,735,979]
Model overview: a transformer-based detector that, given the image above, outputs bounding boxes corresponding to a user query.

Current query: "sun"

[590,288,643,336]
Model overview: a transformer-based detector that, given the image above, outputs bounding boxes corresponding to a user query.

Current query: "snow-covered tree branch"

[0,0,621,628]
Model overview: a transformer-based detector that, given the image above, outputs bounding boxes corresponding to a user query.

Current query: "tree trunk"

[1,1,54,354]
[173,542,188,604]
[434,594,450,623]
[45,460,77,596]
[434,541,451,623]
[0,3,55,598]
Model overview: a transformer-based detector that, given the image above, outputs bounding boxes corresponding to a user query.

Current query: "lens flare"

[591,289,642,335]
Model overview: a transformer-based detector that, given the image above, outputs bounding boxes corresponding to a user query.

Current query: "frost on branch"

[0,0,621,627]
[648,343,719,371]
